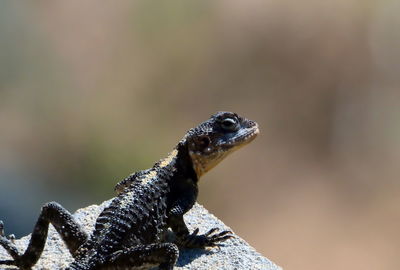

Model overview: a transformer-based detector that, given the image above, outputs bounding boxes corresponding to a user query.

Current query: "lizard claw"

[0,259,17,266]
[203,228,234,247]
[181,227,234,248]
[191,228,199,237]
[0,221,22,267]
[204,228,218,236]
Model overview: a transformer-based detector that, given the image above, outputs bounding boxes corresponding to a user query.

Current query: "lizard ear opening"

[189,135,211,154]
[198,136,210,149]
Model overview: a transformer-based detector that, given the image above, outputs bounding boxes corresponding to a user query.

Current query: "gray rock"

[0,201,282,270]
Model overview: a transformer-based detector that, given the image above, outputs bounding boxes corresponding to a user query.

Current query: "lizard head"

[183,111,259,178]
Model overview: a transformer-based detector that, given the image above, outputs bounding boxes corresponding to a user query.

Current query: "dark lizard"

[0,111,259,270]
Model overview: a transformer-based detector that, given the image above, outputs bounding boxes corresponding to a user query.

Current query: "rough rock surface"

[0,201,281,270]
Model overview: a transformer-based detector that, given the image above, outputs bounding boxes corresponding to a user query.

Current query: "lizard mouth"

[218,122,259,150]
[190,124,259,177]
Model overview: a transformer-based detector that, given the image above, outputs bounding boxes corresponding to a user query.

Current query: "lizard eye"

[221,118,238,131]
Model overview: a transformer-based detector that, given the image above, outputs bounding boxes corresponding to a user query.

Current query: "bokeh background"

[1,1,399,269]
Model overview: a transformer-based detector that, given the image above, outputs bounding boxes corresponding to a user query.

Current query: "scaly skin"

[0,111,259,270]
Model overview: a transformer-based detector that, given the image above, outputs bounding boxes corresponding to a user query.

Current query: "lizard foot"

[0,221,27,269]
[181,227,234,248]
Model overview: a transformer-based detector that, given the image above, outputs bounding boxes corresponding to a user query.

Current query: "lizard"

[0,111,259,270]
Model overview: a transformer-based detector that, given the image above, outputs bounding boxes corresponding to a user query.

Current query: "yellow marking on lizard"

[140,170,157,185]
[119,191,134,208]
[159,149,178,168]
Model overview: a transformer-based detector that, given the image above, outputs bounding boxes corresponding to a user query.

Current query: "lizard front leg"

[168,202,233,249]
[0,201,88,269]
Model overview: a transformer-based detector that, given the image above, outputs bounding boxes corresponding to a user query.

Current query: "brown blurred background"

[0,1,399,269]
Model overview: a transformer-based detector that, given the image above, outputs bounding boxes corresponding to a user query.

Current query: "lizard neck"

[154,142,198,184]
[175,142,198,182]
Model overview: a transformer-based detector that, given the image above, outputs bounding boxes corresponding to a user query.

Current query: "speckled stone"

[0,201,282,270]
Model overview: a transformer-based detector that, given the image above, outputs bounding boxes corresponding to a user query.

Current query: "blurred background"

[0,1,399,269]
